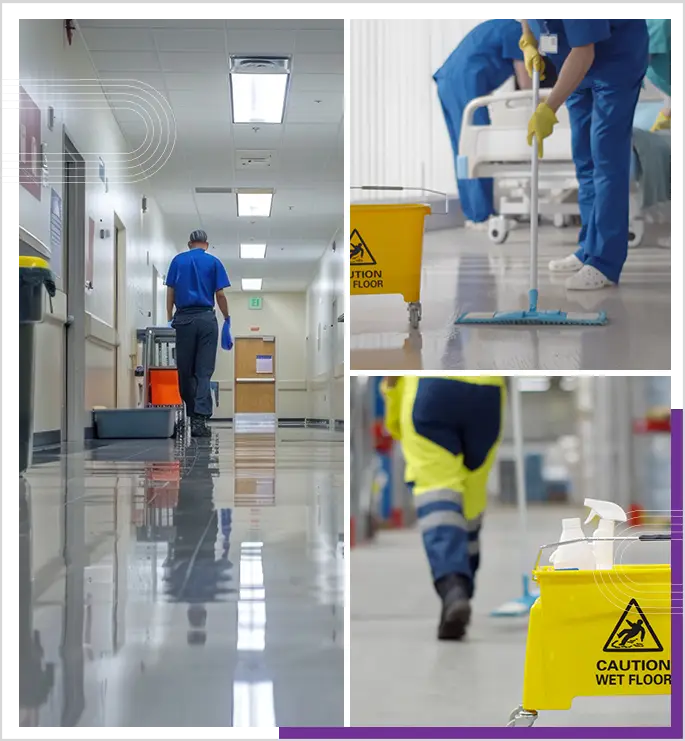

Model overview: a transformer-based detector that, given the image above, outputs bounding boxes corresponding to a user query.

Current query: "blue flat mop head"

[455,309,607,326]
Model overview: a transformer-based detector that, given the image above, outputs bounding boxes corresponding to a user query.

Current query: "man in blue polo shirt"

[166,229,230,437]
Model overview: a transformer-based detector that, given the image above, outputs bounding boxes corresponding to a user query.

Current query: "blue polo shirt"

[165,248,230,311]
[527,20,648,86]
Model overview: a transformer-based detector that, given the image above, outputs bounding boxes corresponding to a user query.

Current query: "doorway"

[62,135,86,442]
[114,218,129,407]
[234,337,276,430]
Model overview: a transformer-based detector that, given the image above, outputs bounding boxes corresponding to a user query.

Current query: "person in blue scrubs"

[521,20,648,290]
[434,20,557,226]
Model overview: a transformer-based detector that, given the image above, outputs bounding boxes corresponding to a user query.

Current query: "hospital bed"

[457,90,670,247]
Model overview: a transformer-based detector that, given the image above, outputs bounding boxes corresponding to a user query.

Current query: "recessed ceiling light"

[229,57,290,124]
[237,191,273,218]
[242,278,263,291]
[240,244,267,259]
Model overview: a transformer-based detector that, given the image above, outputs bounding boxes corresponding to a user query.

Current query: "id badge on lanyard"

[539,21,558,55]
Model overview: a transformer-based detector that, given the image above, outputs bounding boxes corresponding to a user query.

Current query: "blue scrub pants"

[436,74,496,223]
[566,78,642,283]
[172,308,219,418]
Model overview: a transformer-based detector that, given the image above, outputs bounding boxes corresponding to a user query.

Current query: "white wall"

[351,19,486,198]
[306,228,344,422]
[212,292,308,419]
[19,20,176,432]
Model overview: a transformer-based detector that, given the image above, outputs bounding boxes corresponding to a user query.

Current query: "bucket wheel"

[506,706,538,728]
[488,215,509,244]
[408,302,422,330]
[628,220,645,248]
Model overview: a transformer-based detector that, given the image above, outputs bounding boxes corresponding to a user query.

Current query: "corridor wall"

[19,19,176,439]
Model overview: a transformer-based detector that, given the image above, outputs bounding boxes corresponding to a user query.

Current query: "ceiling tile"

[290,73,343,93]
[282,123,340,148]
[91,51,161,72]
[158,51,227,73]
[153,29,227,53]
[226,30,296,55]
[99,72,167,95]
[292,54,343,75]
[164,72,227,91]
[232,126,284,149]
[295,30,344,53]
[226,20,342,31]
[81,26,154,52]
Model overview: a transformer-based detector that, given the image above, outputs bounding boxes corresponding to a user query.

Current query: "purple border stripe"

[280,410,683,740]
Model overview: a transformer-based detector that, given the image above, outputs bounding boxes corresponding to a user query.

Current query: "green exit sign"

[248,296,263,310]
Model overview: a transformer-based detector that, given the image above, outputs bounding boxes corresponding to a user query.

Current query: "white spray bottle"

[584,498,628,570]
[549,517,595,570]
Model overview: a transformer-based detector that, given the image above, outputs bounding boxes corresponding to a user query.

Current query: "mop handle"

[533,534,672,572]
[510,378,529,581]
[529,66,540,311]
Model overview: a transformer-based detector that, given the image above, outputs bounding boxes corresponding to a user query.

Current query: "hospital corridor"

[350,19,671,371]
[17,19,343,727]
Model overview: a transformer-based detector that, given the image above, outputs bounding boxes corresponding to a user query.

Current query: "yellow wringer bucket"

[508,534,672,727]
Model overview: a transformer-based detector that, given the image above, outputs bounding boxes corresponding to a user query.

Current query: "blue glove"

[221,316,233,351]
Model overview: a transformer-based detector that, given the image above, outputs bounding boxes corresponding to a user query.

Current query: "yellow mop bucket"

[350,187,445,329]
[509,536,672,727]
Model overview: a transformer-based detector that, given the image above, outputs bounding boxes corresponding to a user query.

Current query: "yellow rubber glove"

[651,110,671,132]
[519,32,546,81]
[527,103,558,158]
[380,377,404,441]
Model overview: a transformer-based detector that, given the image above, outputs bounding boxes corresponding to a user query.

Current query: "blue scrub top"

[527,20,648,86]
[434,19,523,89]
[166,248,230,310]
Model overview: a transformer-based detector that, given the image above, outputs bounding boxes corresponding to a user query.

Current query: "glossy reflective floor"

[351,226,670,371]
[351,506,671,727]
[20,426,343,727]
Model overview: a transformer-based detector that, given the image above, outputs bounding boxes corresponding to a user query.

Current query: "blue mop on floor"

[455,67,607,328]
[491,378,539,617]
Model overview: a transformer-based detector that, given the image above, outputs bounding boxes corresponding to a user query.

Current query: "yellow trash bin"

[510,558,671,726]
[350,203,431,329]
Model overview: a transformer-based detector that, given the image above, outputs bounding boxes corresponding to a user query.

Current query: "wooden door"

[234,337,276,414]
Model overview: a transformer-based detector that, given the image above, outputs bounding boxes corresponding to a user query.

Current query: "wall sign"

[256,355,273,374]
[248,296,263,310]
[19,87,41,201]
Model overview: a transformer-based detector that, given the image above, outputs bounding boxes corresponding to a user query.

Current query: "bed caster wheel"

[506,706,538,728]
[488,216,508,244]
[628,220,645,248]
[408,302,421,330]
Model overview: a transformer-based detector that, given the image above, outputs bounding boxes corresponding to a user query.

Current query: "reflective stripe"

[467,514,483,532]
[468,540,480,555]
[418,510,468,531]
[414,488,464,508]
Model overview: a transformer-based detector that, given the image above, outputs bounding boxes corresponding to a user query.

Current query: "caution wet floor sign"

[349,204,430,303]
[521,565,671,711]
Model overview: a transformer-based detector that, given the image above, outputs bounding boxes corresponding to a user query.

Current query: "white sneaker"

[549,254,583,273]
[565,265,614,291]
[465,220,488,231]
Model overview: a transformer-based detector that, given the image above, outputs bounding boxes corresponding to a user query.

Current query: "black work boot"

[191,416,211,438]
[435,574,472,641]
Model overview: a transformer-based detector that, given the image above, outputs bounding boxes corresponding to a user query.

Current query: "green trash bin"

[20,256,56,474]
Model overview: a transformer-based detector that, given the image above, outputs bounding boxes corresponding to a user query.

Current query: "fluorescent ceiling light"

[240,243,267,259]
[230,72,288,124]
[242,278,263,291]
[237,192,273,218]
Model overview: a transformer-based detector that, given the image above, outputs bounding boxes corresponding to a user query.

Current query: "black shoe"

[191,419,211,438]
[436,574,472,641]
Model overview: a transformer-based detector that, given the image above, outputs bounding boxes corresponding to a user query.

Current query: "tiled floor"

[20,426,343,727]
[350,226,671,371]
[351,506,672,727]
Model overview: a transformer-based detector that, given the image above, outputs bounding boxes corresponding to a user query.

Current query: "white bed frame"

[458,89,645,246]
